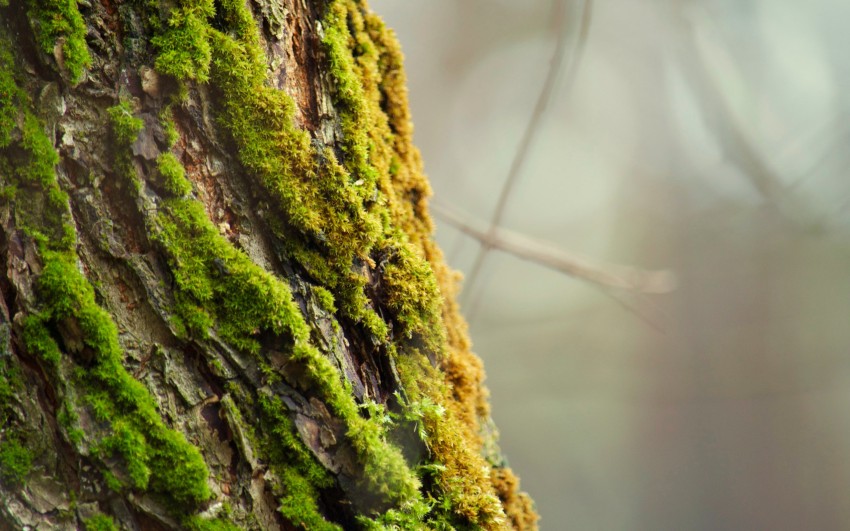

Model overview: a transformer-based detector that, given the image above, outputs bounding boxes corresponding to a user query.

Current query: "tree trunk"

[0,1,537,529]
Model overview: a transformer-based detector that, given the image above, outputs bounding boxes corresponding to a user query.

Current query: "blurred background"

[370,0,850,529]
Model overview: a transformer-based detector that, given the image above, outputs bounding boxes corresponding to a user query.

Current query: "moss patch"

[255,394,340,530]
[0,39,212,515]
[142,0,535,527]
[0,437,34,485]
[83,514,119,531]
[148,0,424,516]
[157,151,192,196]
[25,0,91,82]
[151,0,215,82]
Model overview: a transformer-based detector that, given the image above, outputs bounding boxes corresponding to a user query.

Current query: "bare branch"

[462,0,595,310]
[432,202,677,294]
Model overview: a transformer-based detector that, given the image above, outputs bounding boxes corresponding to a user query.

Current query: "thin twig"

[462,0,594,319]
[433,202,677,294]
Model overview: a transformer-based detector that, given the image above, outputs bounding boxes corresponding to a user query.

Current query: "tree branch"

[432,202,677,294]
[462,0,594,308]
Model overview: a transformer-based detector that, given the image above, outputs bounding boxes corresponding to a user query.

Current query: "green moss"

[0,53,212,514]
[97,421,151,489]
[255,394,339,531]
[204,2,390,339]
[83,513,118,531]
[107,101,144,145]
[57,401,85,445]
[151,0,214,82]
[153,183,420,507]
[22,314,62,365]
[25,0,91,82]
[36,250,212,507]
[21,112,61,186]
[381,241,443,339]
[157,152,192,196]
[320,2,447,346]
[160,107,180,147]
[0,41,73,250]
[0,45,19,147]
[0,437,34,485]
[313,286,337,314]
[147,6,426,514]
[357,500,432,531]
[0,356,22,427]
[155,197,304,352]
[184,516,241,531]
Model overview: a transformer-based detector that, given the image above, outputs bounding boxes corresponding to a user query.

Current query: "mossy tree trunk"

[0,0,537,529]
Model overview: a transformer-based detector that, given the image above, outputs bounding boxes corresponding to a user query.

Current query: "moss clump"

[153,171,422,509]
[157,152,192,196]
[151,0,214,82]
[25,0,91,82]
[37,251,212,507]
[206,0,394,339]
[0,341,33,488]
[0,437,34,485]
[160,107,180,147]
[320,1,446,340]
[0,45,19,147]
[155,197,306,352]
[108,100,145,194]
[0,360,19,427]
[255,394,340,531]
[183,515,242,531]
[107,101,144,145]
[83,514,118,531]
[313,286,337,314]
[320,3,518,527]
[22,314,62,365]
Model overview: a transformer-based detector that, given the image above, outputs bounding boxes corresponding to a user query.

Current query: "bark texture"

[0,0,537,529]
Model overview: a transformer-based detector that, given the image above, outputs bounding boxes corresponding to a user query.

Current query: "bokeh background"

[370,0,850,529]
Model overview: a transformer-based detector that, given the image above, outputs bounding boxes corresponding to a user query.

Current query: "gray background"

[371,1,850,529]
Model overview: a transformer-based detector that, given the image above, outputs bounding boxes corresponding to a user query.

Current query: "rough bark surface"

[0,0,537,529]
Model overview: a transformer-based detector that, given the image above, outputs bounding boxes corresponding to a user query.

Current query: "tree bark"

[0,0,537,529]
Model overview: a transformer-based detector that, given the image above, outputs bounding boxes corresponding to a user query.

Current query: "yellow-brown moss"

[348,4,540,528]
[491,467,540,530]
